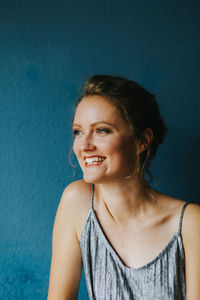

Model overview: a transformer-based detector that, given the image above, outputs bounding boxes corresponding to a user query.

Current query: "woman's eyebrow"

[72,123,81,128]
[73,121,119,130]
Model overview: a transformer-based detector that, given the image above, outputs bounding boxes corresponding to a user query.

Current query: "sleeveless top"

[80,184,189,300]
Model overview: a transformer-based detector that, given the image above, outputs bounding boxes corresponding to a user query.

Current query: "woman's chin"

[83,174,100,184]
[83,172,107,184]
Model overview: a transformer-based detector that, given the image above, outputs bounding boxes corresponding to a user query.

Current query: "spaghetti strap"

[90,184,95,210]
[178,202,191,234]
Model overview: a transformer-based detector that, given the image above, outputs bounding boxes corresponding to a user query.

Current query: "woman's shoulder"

[60,180,92,241]
[60,179,92,212]
[155,193,199,233]
[181,202,200,295]
[160,194,200,222]
[62,179,91,200]
[181,201,200,238]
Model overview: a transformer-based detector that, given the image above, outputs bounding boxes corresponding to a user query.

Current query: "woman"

[47,75,200,300]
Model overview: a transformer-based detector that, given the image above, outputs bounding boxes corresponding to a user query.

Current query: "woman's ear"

[138,128,153,154]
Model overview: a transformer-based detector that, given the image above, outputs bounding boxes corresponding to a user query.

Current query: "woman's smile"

[84,156,106,167]
[73,95,137,183]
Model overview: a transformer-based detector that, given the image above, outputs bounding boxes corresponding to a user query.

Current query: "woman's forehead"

[74,95,122,123]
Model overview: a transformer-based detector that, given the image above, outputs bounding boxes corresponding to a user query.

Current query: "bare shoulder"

[48,180,91,299]
[182,202,200,241]
[182,202,200,222]
[59,180,92,241]
[61,179,91,207]
[181,203,200,297]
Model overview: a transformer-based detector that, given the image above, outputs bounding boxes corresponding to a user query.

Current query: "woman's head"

[74,74,167,182]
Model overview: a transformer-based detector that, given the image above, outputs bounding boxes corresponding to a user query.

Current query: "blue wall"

[0,0,199,299]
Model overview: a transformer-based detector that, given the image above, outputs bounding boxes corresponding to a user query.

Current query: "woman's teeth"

[85,157,105,165]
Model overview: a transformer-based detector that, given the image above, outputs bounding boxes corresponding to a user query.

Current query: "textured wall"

[0,0,200,299]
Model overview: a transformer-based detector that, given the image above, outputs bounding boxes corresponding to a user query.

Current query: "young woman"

[47,75,200,300]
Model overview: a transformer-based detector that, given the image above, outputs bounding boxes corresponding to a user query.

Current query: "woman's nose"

[79,134,96,151]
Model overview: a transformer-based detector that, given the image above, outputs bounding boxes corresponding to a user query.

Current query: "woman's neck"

[94,176,158,225]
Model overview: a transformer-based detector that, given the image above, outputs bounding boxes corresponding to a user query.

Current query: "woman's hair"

[76,74,167,182]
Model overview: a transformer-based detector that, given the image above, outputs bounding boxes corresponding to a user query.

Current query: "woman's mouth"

[84,156,106,166]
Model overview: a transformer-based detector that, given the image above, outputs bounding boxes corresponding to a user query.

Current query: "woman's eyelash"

[73,129,82,136]
[96,128,112,134]
[73,128,112,136]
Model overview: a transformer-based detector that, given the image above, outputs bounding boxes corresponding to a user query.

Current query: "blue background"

[0,0,200,299]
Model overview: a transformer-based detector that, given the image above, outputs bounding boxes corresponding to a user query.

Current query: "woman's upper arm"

[47,183,83,300]
[182,203,200,300]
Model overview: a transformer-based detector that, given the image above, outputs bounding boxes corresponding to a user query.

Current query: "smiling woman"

[47,75,200,300]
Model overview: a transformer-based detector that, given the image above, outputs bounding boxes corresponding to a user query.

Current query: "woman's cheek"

[73,141,79,158]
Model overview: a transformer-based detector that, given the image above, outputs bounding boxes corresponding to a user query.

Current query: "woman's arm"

[182,203,200,299]
[47,183,83,300]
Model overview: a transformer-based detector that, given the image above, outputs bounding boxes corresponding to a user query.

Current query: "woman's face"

[73,95,138,184]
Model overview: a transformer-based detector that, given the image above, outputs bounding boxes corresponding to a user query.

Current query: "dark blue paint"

[0,0,199,299]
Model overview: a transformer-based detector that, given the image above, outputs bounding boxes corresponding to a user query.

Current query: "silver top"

[80,184,188,299]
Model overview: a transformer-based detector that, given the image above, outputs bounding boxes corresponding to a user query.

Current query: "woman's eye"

[96,128,111,134]
[73,129,82,136]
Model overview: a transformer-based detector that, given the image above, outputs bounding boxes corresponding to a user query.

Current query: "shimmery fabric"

[80,185,188,300]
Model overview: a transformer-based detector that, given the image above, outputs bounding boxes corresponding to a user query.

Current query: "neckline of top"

[88,208,184,271]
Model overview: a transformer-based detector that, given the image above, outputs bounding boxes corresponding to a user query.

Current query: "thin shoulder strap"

[90,184,95,210]
[178,202,191,234]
